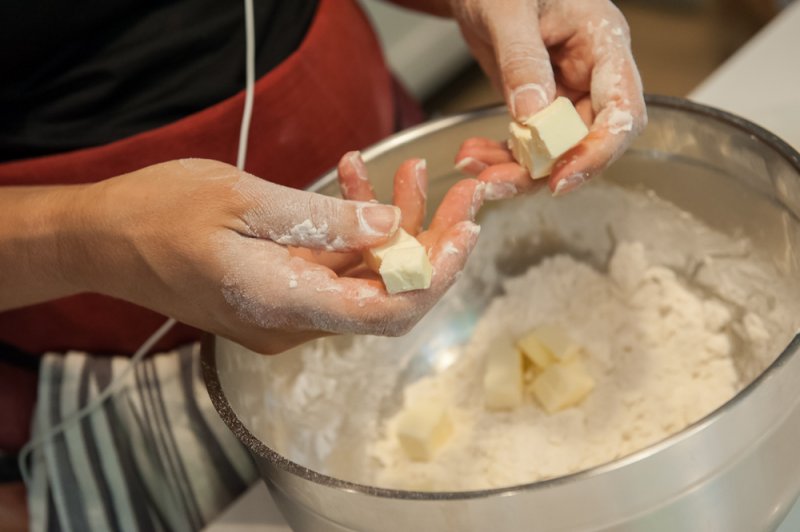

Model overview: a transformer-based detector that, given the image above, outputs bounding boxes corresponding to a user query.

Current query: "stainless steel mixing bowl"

[203,96,800,531]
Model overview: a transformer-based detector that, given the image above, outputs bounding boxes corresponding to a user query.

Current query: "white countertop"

[205,482,285,532]
[206,3,800,530]
[690,0,800,150]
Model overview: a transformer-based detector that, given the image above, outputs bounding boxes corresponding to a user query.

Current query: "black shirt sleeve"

[0,0,319,161]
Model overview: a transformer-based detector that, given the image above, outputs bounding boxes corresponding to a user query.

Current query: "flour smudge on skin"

[270,219,331,248]
[604,104,634,135]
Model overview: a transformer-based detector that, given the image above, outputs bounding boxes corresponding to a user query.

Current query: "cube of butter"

[531,325,582,363]
[508,96,589,179]
[365,228,433,294]
[517,332,556,370]
[380,246,432,294]
[483,341,524,410]
[364,228,421,271]
[531,359,595,414]
[396,399,453,461]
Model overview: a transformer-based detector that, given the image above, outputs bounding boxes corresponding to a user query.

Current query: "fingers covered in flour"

[339,152,428,236]
[548,62,646,195]
[419,178,485,248]
[479,162,549,199]
[236,174,400,252]
[306,221,480,336]
[484,2,557,121]
[455,138,513,175]
[392,159,428,235]
[544,3,646,194]
[337,151,376,202]
[226,226,478,342]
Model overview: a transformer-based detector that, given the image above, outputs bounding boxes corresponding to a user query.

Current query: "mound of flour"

[226,185,799,491]
[369,242,749,490]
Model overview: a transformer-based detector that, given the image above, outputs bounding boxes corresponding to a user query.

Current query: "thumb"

[240,180,400,251]
[490,4,556,122]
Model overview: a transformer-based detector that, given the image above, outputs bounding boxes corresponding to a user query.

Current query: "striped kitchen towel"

[27,343,258,532]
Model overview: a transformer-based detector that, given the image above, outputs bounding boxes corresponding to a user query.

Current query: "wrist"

[0,184,100,310]
[41,184,107,295]
[59,178,132,298]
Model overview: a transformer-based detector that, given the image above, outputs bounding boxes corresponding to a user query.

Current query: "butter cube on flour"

[483,341,524,410]
[508,96,589,179]
[365,228,432,294]
[397,399,453,461]
[517,332,556,370]
[531,359,595,414]
[530,325,582,363]
[518,325,582,370]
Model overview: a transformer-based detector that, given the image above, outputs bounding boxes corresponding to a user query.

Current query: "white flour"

[369,242,744,490]
[221,183,800,491]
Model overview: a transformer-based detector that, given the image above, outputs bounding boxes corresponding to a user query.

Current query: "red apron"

[0,0,418,452]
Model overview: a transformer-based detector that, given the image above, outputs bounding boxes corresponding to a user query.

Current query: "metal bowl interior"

[203,96,800,531]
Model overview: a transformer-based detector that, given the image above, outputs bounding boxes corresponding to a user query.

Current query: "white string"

[18,318,177,486]
[237,0,256,172]
[19,0,258,487]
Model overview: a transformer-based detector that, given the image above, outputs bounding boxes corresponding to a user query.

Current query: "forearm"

[0,185,96,311]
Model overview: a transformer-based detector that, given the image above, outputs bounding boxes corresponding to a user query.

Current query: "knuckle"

[602,2,630,30]
[182,158,237,175]
[308,196,342,228]
[499,42,550,79]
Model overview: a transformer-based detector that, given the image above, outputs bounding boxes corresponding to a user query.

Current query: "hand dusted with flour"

[447,0,646,196]
[77,158,480,354]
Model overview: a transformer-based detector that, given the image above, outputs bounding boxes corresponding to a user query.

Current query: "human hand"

[292,152,485,277]
[449,0,647,196]
[77,158,480,354]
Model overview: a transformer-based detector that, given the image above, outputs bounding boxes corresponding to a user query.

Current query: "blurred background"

[360,0,791,116]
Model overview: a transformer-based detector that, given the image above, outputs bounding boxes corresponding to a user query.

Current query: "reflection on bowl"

[203,96,800,532]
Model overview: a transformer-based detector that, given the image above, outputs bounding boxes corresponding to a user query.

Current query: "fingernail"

[455,156,489,175]
[484,182,517,200]
[470,183,486,221]
[511,83,549,121]
[415,159,428,200]
[348,151,369,181]
[552,173,587,197]
[357,203,400,236]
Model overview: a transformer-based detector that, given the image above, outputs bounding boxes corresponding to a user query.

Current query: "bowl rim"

[201,94,800,501]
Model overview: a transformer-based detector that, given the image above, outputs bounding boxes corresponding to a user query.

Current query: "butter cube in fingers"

[508,96,589,179]
[363,228,420,271]
[380,246,433,294]
[364,228,432,294]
